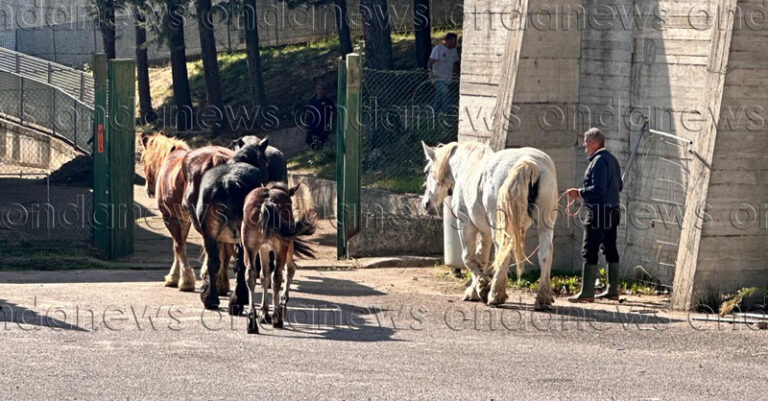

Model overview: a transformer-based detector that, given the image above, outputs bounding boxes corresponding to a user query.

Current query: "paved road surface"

[1,267,766,400]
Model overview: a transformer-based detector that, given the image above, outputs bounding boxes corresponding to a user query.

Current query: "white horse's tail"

[493,158,539,281]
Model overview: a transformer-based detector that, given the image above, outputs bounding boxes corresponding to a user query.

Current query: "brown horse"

[181,144,237,295]
[241,182,316,333]
[140,132,196,291]
[140,132,234,294]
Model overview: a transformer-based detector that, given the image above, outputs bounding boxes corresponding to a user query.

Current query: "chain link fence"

[360,68,458,193]
[0,54,95,258]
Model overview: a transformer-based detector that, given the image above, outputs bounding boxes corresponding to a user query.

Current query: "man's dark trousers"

[583,207,621,265]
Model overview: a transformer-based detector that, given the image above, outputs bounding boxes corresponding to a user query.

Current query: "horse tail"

[261,203,317,240]
[493,158,539,281]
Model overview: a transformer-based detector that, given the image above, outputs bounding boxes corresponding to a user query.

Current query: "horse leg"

[200,238,220,309]
[281,242,296,306]
[487,227,512,306]
[534,227,556,310]
[244,246,259,334]
[216,243,231,296]
[259,248,271,324]
[271,251,286,329]
[458,224,488,302]
[177,220,196,292]
[228,244,248,316]
[163,218,182,288]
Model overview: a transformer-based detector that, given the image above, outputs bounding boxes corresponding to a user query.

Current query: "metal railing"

[0,46,94,105]
[0,70,93,155]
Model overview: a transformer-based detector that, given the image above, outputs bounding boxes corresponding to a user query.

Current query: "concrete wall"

[693,0,768,292]
[0,118,81,173]
[288,172,443,258]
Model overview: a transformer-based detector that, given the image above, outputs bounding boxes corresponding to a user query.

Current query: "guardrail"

[0,69,93,155]
[0,46,94,105]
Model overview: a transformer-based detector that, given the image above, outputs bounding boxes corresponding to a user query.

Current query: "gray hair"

[584,128,605,147]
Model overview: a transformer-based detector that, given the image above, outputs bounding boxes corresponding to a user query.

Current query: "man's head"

[443,33,458,49]
[582,128,605,155]
[315,83,325,98]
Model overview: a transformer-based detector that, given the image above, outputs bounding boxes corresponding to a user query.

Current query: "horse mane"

[141,132,190,172]
[430,141,488,185]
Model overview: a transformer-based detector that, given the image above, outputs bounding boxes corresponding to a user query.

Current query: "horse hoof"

[534,303,554,312]
[228,303,244,316]
[164,280,178,288]
[204,303,219,311]
[477,287,491,304]
[247,313,259,334]
[273,320,284,329]
[487,290,508,306]
[178,282,195,292]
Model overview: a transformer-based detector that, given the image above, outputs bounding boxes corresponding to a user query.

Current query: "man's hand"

[565,188,581,200]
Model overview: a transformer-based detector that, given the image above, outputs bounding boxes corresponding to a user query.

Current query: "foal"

[241,183,316,333]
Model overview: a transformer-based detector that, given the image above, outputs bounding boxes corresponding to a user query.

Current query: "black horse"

[231,135,288,184]
[196,138,271,314]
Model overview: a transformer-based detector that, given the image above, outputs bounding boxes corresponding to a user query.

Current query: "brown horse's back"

[182,146,236,232]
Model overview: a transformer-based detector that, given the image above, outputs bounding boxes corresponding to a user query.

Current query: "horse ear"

[421,141,436,163]
[231,138,244,150]
[141,132,152,148]
[289,183,302,197]
[259,137,270,151]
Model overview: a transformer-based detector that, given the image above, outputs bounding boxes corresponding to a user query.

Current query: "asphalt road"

[1,267,766,400]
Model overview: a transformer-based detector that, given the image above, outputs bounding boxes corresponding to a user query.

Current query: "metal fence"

[0,46,94,104]
[360,68,459,192]
[0,70,93,158]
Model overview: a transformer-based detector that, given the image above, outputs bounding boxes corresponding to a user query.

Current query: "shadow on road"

[0,300,88,332]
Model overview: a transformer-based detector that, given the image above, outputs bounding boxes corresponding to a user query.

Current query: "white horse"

[421,141,559,309]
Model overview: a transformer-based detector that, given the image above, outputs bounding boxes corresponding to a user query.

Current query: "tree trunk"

[134,4,155,124]
[413,0,431,69]
[166,2,194,132]
[100,0,116,59]
[333,0,353,56]
[243,0,267,108]
[195,0,224,121]
[359,0,393,70]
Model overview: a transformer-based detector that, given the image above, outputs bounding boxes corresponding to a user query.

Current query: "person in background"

[428,33,459,114]
[304,82,336,150]
[565,128,623,303]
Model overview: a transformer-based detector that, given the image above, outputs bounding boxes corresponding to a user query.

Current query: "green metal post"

[344,53,362,241]
[106,59,136,259]
[92,54,109,255]
[336,59,347,259]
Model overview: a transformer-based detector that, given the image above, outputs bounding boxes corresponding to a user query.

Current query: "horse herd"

[142,132,561,334]
[141,132,316,334]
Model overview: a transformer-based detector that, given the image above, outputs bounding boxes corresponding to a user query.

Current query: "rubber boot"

[596,262,620,300]
[568,263,597,303]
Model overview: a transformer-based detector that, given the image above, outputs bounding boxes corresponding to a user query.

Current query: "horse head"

[230,136,270,173]
[140,131,189,198]
[420,141,454,216]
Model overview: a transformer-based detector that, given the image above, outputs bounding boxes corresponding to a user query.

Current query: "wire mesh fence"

[0,70,93,160]
[621,129,694,291]
[360,68,459,192]
[0,47,94,104]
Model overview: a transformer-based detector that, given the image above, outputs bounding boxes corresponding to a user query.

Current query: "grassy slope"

[148,30,459,192]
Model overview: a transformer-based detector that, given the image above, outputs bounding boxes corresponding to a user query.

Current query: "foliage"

[719,287,768,316]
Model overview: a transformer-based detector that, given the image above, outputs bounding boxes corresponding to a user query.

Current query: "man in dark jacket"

[304,83,336,150]
[565,128,623,302]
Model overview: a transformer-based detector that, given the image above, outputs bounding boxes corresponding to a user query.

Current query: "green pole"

[336,58,347,259]
[92,54,109,255]
[344,53,362,241]
[106,59,136,259]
